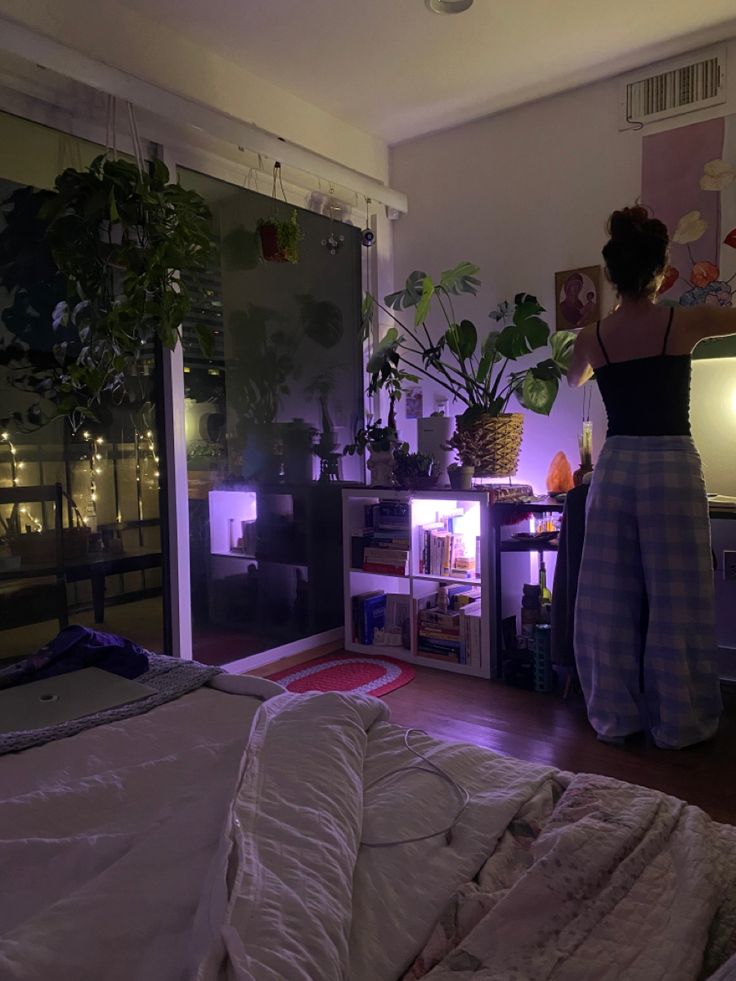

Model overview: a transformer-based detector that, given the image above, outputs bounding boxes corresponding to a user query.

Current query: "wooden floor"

[381,666,736,825]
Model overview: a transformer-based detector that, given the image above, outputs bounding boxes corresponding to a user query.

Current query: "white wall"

[390,40,736,653]
[390,38,736,496]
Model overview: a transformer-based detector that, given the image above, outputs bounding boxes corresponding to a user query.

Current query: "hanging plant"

[257,209,302,264]
[0,153,216,432]
[256,162,302,264]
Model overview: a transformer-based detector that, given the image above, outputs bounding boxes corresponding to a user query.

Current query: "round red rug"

[267,654,415,697]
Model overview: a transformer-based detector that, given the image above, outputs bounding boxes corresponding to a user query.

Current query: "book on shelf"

[418,607,461,632]
[385,593,411,629]
[352,533,410,569]
[418,528,475,578]
[371,527,411,545]
[365,500,410,531]
[459,600,482,667]
[416,637,461,663]
[417,600,463,662]
[351,590,387,645]
[362,563,408,576]
[362,545,409,576]
[354,500,411,574]
[363,547,409,564]
[373,592,411,649]
[453,586,481,607]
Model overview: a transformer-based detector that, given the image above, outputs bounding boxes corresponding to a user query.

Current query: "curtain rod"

[0,15,408,214]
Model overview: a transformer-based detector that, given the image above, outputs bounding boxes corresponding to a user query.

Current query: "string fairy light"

[1,432,19,486]
[81,431,105,527]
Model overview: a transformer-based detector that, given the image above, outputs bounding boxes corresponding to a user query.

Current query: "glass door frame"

[0,95,373,662]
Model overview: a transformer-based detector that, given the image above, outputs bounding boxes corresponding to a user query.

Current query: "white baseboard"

[221,628,343,675]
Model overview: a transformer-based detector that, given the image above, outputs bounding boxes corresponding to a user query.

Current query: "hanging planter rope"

[257,161,302,264]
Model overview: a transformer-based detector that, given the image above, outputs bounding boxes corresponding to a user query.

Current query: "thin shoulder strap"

[596,320,611,365]
[661,306,675,355]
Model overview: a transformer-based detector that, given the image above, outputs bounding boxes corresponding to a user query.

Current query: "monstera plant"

[0,154,216,432]
[366,262,575,476]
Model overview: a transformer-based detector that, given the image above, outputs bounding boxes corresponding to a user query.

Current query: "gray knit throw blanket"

[0,654,221,756]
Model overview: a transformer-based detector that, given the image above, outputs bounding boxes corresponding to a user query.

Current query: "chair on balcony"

[0,483,69,635]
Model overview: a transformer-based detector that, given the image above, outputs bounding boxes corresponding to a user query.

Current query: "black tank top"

[594,308,691,437]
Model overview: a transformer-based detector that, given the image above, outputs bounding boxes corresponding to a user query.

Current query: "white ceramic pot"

[367,449,394,487]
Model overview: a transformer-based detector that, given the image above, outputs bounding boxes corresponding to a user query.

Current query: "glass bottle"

[539,558,552,604]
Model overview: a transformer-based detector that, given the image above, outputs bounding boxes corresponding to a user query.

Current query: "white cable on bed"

[360,728,471,848]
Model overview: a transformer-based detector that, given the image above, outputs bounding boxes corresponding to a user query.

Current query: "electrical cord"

[360,728,471,848]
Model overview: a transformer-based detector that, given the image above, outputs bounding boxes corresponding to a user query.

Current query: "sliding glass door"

[177,167,364,665]
[0,112,166,660]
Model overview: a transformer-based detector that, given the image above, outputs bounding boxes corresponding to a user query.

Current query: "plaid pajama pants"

[574,436,722,748]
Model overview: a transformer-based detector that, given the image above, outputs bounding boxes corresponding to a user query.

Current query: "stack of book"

[414,584,483,666]
[362,546,409,576]
[353,500,411,576]
[417,606,462,662]
[351,590,387,645]
[479,482,535,504]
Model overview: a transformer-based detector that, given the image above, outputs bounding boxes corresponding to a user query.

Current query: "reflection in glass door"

[0,113,166,661]
[178,167,364,665]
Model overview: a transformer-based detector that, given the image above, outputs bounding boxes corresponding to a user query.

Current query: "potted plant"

[257,209,302,264]
[447,455,477,491]
[343,417,398,487]
[0,154,216,433]
[365,263,575,477]
[392,446,438,491]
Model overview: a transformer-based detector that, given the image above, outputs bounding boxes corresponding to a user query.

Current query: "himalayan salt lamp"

[546,451,574,494]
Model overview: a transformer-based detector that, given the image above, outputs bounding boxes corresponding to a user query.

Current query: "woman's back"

[590,305,691,437]
[586,303,693,368]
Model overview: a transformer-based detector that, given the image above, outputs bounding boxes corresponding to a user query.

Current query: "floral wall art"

[642,116,736,358]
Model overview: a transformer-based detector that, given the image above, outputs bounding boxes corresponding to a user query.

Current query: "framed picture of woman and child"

[555,265,602,332]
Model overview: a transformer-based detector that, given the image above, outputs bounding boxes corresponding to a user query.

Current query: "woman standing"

[567,206,736,748]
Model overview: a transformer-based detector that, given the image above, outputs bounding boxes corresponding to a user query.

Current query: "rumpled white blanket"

[2,687,736,981]
[203,691,736,981]
[416,774,731,980]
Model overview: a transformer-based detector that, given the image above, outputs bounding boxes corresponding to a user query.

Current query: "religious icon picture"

[554,265,601,331]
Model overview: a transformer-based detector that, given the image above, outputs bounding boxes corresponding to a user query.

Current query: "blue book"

[361,593,387,644]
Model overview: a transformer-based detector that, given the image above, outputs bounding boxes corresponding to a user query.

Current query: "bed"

[2,675,736,981]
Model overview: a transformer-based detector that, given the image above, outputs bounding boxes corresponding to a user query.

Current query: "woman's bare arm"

[683,305,736,347]
[567,327,595,388]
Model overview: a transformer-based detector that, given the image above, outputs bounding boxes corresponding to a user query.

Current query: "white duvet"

[2,687,736,981]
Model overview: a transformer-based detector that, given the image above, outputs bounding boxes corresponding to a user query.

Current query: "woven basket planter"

[453,412,524,477]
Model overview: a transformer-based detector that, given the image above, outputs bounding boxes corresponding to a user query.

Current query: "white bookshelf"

[342,488,493,679]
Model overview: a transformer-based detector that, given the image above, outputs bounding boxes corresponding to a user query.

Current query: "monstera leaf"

[438,261,481,296]
[444,320,478,361]
[384,270,428,311]
[297,294,344,348]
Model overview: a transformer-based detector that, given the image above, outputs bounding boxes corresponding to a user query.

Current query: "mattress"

[1,685,735,981]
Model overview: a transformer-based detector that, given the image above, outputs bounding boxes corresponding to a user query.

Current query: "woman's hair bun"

[603,204,669,297]
[608,205,667,244]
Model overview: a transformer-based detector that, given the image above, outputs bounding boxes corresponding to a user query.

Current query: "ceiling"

[121,0,736,144]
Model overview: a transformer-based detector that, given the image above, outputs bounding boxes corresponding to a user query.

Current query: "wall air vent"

[618,46,726,130]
